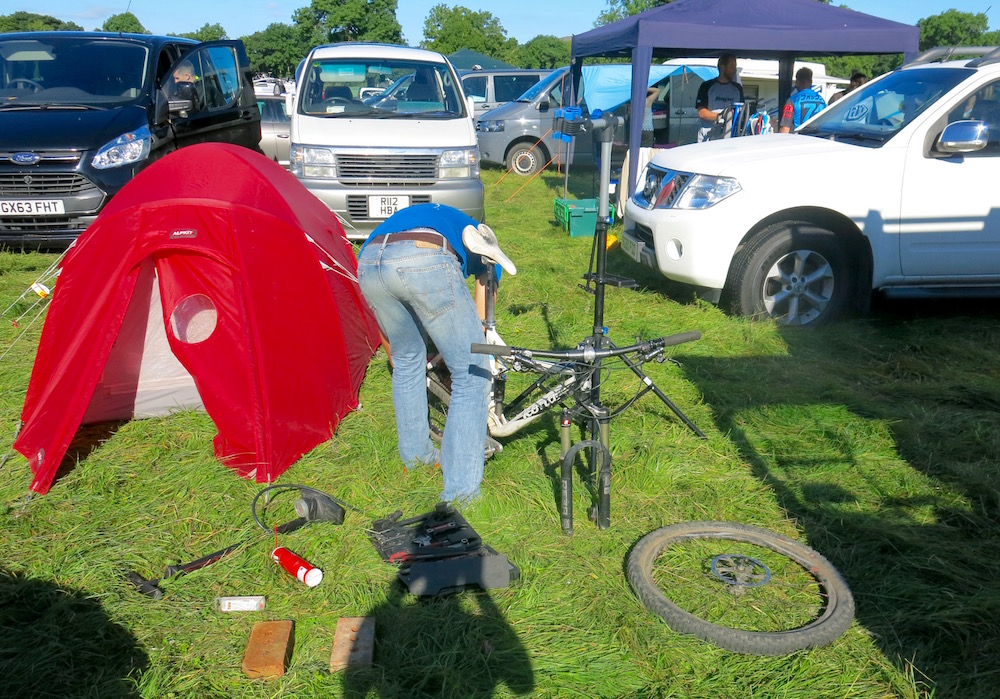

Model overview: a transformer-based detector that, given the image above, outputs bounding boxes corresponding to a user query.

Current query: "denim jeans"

[357,240,490,503]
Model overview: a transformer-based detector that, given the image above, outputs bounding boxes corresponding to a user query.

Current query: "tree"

[102,12,149,34]
[420,4,517,63]
[917,9,988,51]
[175,23,228,42]
[595,0,666,26]
[293,0,403,47]
[0,11,83,32]
[242,23,310,78]
[520,35,571,69]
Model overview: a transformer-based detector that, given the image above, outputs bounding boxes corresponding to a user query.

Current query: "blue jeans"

[357,240,490,503]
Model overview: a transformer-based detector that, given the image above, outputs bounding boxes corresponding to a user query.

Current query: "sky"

[18,1,1000,44]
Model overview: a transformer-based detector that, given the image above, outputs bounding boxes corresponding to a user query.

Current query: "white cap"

[303,567,323,587]
[463,223,517,275]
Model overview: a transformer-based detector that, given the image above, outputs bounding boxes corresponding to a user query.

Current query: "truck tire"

[506,141,546,176]
[726,222,852,327]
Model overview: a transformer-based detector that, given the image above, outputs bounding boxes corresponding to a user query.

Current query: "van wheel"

[507,142,546,176]
[725,222,852,327]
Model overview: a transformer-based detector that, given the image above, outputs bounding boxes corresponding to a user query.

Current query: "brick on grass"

[330,616,375,672]
[242,620,294,679]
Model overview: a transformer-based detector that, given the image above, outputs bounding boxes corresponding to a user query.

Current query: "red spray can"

[271,547,323,587]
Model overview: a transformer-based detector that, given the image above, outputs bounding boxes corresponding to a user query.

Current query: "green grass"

[1,163,998,697]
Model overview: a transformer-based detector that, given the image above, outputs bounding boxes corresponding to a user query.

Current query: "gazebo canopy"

[570,0,920,193]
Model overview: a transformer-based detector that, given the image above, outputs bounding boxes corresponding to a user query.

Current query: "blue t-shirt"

[780,88,826,130]
[361,203,496,279]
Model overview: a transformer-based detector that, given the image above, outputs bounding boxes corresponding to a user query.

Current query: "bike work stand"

[552,109,706,534]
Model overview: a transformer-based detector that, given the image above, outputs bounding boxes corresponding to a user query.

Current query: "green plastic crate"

[553,198,599,237]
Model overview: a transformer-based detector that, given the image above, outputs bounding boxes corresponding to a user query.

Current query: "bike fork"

[559,408,612,535]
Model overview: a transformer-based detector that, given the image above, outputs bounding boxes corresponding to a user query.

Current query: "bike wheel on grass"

[626,521,855,655]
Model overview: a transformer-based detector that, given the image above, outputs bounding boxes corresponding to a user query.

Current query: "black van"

[0,32,262,246]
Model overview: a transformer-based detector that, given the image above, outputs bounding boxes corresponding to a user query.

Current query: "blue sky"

[20,1,1000,43]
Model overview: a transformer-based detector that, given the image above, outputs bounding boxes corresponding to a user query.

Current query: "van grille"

[0,173,98,197]
[0,216,89,233]
[336,154,438,183]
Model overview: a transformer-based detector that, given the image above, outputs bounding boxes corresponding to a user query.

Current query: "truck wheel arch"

[723,210,873,326]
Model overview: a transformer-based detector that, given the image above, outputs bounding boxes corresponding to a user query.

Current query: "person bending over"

[357,203,516,505]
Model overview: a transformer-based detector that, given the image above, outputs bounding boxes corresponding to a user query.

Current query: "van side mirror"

[537,99,550,112]
[285,90,295,114]
[466,95,475,115]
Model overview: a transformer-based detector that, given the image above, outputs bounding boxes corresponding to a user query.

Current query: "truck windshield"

[299,58,466,119]
[799,66,973,145]
[0,37,149,106]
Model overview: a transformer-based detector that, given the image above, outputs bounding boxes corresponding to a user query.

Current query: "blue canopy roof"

[581,64,717,113]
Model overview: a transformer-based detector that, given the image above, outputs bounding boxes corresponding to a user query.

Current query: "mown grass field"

[1,162,998,698]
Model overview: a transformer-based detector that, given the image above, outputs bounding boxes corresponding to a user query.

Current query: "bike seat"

[462,223,517,275]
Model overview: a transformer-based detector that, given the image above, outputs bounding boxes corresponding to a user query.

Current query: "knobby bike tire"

[626,521,855,655]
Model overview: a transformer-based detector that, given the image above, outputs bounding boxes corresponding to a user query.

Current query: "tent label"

[0,199,65,216]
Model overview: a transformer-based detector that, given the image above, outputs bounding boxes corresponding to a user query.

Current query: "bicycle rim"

[626,521,855,655]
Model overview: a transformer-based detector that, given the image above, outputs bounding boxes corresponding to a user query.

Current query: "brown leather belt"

[369,231,459,259]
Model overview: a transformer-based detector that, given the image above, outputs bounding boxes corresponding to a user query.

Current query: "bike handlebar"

[471,330,701,361]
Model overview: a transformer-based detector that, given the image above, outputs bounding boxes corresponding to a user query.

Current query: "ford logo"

[11,152,40,165]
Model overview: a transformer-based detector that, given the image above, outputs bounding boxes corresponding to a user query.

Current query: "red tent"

[14,143,380,494]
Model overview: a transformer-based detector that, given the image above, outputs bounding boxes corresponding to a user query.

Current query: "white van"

[288,43,484,239]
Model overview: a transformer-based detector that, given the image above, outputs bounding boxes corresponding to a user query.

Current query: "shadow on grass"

[341,578,533,698]
[47,420,128,487]
[680,316,1000,698]
[0,568,148,697]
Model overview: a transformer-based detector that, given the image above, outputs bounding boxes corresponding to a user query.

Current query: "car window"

[948,79,1000,154]
[463,75,487,101]
[803,67,973,144]
[301,57,465,119]
[0,36,149,105]
[495,75,541,102]
[257,97,289,123]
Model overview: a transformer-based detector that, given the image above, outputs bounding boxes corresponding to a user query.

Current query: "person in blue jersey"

[695,54,743,142]
[357,204,516,505]
[779,67,827,133]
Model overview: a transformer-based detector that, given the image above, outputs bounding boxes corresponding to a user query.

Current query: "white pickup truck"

[621,47,1000,326]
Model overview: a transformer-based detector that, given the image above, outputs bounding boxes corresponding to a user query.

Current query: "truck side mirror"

[937,120,988,154]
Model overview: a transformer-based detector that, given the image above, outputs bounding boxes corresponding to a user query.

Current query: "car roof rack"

[906,46,1000,67]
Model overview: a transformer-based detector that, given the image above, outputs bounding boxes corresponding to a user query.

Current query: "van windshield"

[0,37,149,106]
[299,57,466,119]
[517,68,566,103]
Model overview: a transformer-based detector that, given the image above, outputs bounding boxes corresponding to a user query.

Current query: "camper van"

[288,43,483,239]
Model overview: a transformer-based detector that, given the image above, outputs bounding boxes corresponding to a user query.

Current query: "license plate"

[368,195,409,219]
[620,233,641,262]
[0,199,66,216]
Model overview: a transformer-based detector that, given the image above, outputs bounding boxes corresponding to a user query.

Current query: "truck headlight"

[439,147,479,179]
[291,145,336,178]
[673,174,741,209]
[477,120,504,132]
[92,125,152,170]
